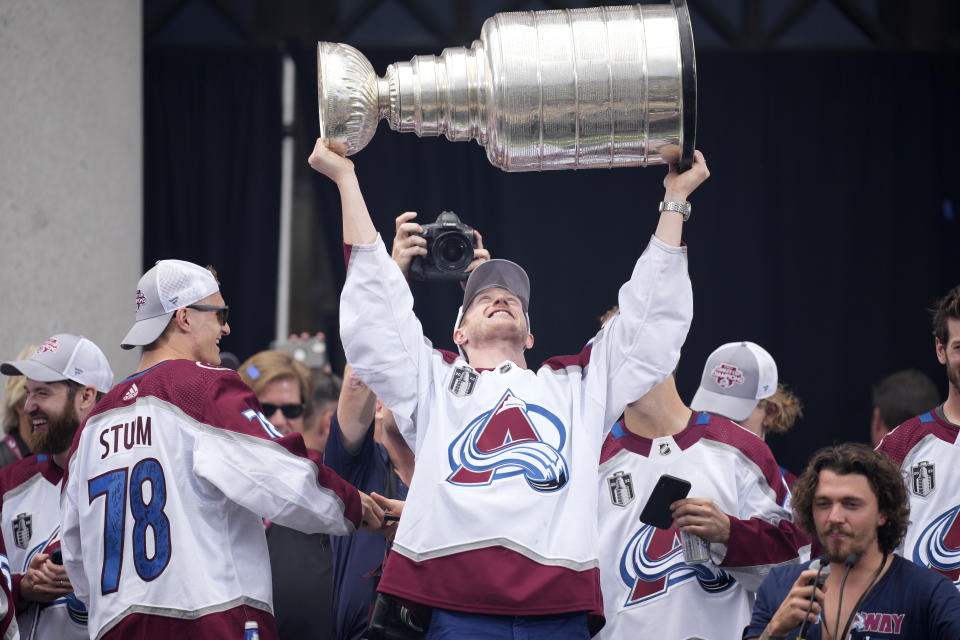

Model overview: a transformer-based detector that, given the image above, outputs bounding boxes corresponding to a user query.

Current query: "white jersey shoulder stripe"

[1,469,45,505]
[68,395,348,514]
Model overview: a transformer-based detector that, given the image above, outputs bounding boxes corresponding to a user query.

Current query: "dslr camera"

[409,211,475,282]
[364,593,426,640]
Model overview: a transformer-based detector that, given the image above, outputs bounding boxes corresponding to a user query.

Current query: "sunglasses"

[261,403,305,419]
[186,304,230,326]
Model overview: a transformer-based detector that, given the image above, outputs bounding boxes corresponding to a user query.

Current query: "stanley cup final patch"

[608,470,635,507]
[912,461,936,497]
[12,512,32,549]
[449,365,479,397]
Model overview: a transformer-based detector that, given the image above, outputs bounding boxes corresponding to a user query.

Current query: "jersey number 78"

[88,458,171,594]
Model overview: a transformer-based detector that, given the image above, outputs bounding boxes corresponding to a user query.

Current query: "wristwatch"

[659,201,691,221]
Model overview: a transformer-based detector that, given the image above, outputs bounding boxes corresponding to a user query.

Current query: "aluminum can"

[680,530,710,564]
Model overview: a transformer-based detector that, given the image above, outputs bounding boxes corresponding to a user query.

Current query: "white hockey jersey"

[878,406,960,589]
[0,551,15,640]
[597,413,809,640]
[340,234,692,622]
[60,359,362,639]
[0,455,75,639]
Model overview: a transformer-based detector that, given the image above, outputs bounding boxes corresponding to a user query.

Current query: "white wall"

[0,0,141,383]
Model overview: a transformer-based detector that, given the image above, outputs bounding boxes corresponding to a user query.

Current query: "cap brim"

[690,387,757,423]
[463,259,530,314]
[0,359,68,382]
[121,312,174,350]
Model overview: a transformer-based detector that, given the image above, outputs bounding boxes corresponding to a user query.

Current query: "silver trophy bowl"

[318,1,697,171]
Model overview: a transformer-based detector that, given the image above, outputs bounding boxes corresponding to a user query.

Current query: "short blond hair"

[238,350,313,415]
[3,344,39,433]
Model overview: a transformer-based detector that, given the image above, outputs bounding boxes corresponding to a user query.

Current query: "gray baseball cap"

[462,259,530,315]
[121,259,219,350]
[690,341,778,422]
[1,334,114,393]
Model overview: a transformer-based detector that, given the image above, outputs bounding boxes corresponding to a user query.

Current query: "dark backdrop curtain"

[296,47,960,473]
[144,46,282,363]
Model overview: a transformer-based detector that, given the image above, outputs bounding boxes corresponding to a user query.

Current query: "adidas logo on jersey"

[122,383,139,401]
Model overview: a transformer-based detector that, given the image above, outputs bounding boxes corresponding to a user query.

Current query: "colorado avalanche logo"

[850,612,866,632]
[447,389,568,492]
[619,524,735,607]
[913,503,960,585]
[60,592,89,625]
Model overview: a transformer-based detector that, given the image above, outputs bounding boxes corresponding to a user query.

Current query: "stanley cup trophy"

[317,1,696,172]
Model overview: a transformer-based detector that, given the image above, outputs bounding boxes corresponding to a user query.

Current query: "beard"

[33,406,81,455]
[820,524,874,563]
[947,358,960,396]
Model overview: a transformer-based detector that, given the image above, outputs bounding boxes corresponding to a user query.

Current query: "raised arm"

[308,139,376,245]
[308,138,429,442]
[655,150,709,246]
[589,151,710,428]
[335,364,378,454]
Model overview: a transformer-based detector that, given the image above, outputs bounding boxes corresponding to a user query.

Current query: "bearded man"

[0,334,114,639]
[876,284,960,590]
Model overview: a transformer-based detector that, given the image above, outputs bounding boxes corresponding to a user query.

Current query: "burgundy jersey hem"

[378,547,602,616]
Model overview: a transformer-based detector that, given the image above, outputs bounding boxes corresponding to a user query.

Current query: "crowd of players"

[0,143,958,639]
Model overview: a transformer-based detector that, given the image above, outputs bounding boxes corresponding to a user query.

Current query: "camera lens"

[440,240,464,263]
[433,233,472,271]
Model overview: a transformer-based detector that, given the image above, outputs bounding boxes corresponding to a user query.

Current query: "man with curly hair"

[744,443,960,640]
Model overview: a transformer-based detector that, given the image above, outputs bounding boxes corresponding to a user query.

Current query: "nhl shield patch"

[12,512,32,549]
[912,461,935,497]
[449,366,478,397]
[608,471,635,507]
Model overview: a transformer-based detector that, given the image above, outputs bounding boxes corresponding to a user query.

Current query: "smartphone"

[270,336,329,370]
[51,549,63,565]
[639,474,691,529]
[383,515,401,523]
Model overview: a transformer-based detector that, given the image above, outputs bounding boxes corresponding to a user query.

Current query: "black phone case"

[639,474,692,529]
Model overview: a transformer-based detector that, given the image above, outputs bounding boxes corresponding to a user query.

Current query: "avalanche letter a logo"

[913,503,960,585]
[447,389,568,492]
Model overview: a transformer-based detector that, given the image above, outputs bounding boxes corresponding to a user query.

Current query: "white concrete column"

[0,0,142,382]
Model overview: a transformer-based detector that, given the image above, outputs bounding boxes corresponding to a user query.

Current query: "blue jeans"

[426,609,589,640]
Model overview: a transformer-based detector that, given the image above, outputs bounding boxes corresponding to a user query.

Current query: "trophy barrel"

[480,1,696,171]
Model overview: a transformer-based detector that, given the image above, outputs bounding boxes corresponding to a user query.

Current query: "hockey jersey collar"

[610,411,708,457]
[119,359,175,384]
[37,454,64,485]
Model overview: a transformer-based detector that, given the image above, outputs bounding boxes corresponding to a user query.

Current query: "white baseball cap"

[690,341,778,422]
[1,334,114,393]
[121,259,219,350]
